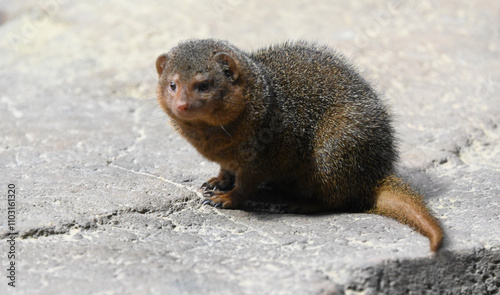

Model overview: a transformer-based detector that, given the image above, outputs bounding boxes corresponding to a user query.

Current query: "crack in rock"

[10,199,194,239]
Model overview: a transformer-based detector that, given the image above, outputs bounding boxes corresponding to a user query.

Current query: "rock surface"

[0,0,499,294]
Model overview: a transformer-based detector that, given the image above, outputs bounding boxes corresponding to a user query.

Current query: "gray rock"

[0,0,498,294]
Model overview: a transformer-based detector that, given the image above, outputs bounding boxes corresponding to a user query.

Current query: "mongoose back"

[155,39,443,252]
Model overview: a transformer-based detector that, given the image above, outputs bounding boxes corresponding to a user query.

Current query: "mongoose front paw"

[201,175,233,191]
[201,191,236,209]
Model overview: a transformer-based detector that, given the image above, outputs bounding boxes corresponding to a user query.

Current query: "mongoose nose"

[176,102,189,112]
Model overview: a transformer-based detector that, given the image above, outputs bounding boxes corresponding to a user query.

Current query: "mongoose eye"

[197,81,210,92]
[169,82,177,91]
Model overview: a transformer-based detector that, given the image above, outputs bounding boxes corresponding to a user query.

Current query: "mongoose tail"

[368,175,443,252]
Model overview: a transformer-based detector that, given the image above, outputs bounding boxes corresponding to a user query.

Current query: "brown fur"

[156,39,444,252]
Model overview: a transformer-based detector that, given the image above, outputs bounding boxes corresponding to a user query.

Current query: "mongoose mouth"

[168,100,217,124]
[170,105,200,120]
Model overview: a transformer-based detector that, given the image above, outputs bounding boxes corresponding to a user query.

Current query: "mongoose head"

[156,40,246,126]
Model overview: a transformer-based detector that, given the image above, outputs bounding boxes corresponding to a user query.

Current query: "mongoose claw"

[201,182,221,192]
[200,198,222,208]
[200,191,235,209]
[202,190,215,198]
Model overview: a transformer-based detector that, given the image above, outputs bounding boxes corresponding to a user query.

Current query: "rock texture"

[0,0,499,294]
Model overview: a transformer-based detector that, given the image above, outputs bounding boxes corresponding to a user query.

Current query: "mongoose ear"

[156,53,169,76]
[214,52,239,81]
